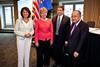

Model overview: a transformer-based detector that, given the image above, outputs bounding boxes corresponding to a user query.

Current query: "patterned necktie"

[70,23,76,35]
[70,23,75,31]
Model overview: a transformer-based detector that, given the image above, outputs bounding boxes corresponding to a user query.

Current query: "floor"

[0,32,54,67]
[0,33,37,67]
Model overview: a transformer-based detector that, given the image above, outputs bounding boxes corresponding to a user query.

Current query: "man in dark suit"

[51,6,70,67]
[64,10,89,67]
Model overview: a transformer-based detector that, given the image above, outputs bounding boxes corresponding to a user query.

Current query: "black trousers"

[36,40,50,67]
[63,47,88,67]
[51,35,64,65]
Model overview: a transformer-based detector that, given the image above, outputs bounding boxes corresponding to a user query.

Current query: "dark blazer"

[52,15,70,41]
[68,20,89,56]
[52,15,70,65]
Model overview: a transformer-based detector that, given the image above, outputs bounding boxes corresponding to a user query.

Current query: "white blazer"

[14,18,34,40]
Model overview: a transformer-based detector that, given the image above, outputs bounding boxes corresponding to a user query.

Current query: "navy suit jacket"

[68,20,89,56]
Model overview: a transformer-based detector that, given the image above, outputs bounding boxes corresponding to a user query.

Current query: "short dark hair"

[57,6,64,11]
[20,7,31,18]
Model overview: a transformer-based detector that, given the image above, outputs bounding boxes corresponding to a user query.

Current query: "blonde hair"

[40,7,48,14]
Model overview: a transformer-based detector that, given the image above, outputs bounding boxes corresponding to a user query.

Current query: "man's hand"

[73,51,79,58]
[65,41,68,47]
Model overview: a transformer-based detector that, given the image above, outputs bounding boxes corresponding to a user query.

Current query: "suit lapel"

[71,21,82,37]
[53,15,66,34]
[71,26,79,36]
[59,15,65,29]
[52,15,57,34]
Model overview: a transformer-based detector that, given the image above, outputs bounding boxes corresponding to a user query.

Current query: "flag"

[32,0,40,21]
[32,0,53,20]
[40,0,53,10]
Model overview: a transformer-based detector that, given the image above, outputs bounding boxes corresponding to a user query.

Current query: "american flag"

[32,0,53,21]
[32,0,40,21]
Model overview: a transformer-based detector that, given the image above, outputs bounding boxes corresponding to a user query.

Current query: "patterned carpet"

[0,33,36,67]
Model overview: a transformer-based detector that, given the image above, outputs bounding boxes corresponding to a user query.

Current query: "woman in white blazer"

[14,7,34,67]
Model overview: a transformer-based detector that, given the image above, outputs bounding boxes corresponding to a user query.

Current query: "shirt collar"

[58,15,63,22]
[71,19,81,26]
[76,19,81,26]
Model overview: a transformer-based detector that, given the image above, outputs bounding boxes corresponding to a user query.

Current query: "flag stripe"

[33,1,39,12]
[32,0,40,20]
